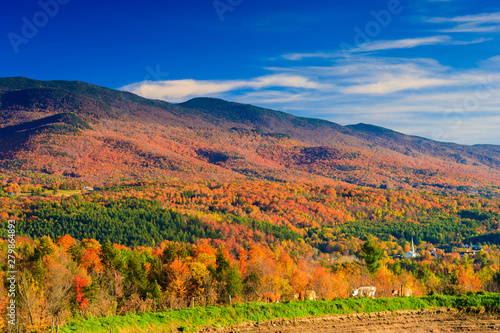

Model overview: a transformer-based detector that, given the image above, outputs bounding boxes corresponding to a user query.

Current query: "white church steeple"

[404,237,418,259]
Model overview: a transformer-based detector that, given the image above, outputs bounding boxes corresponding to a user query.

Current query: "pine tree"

[225,264,243,297]
[31,236,55,261]
[360,238,383,274]
[215,248,230,281]
[100,240,124,270]
[151,280,162,303]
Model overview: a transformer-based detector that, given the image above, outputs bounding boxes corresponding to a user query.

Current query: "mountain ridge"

[0,77,498,191]
[1,77,495,147]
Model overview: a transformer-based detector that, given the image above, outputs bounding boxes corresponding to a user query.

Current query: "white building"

[404,238,418,259]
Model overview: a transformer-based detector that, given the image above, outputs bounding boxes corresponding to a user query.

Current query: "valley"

[0,77,500,332]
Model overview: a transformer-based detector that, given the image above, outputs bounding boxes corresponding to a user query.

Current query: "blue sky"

[2,0,500,144]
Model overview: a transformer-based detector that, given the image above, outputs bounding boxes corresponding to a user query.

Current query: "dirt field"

[200,308,500,333]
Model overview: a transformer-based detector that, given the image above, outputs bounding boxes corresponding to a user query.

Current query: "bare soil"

[200,308,500,333]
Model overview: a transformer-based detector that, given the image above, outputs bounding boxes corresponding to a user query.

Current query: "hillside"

[0,77,499,192]
[2,77,500,333]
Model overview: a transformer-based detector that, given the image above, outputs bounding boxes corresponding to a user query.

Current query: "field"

[60,293,500,333]
[15,189,83,197]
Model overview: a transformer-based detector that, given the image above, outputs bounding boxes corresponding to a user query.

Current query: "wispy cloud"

[121,52,500,144]
[341,75,454,94]
[282,36,450,60]
[120,74,327,102]
[282,52,337,61]
[281,35,488,61]
[355,36,451,52]
[426,12,500,32]
[450,37,493,45]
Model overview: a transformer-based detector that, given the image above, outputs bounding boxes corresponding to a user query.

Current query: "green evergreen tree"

[215,247,230,281]
[151,280,162,303]
[359,238,383,274]
[225,264,243,297]
[126,253,149,297]
[100,240,124,271]
[31,236,55,261]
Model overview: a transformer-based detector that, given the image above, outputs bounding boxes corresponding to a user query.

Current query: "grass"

[16,190,83,197]
[52,190,84,197]
[60,293,500,333]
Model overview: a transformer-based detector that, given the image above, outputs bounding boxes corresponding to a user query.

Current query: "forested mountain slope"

[0,77,499,192]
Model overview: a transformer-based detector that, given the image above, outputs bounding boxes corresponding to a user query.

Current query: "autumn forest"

[1,78,500,332]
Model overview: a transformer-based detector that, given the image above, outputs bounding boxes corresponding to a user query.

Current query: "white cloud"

[354,36,451,52]
[120,74,326,102]
[426,12,500,32]
[120,52,500,144]
[450,37,493,45]
[246,58,500,144]
[282,52,337,61]
[282,36,451,60]
[281,35,489,61]
[341,75,455,94]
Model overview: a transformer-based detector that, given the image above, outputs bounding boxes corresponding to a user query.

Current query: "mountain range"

[0,77,499,193]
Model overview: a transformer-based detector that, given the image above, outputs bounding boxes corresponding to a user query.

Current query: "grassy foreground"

[60,293,500,333]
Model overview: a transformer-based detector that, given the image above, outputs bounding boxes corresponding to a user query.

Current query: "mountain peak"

[0,77,498,188]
